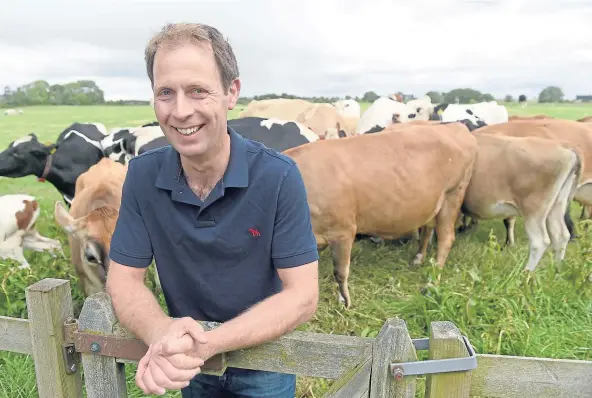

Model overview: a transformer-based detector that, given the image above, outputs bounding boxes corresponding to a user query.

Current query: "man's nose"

[172,94,194,119]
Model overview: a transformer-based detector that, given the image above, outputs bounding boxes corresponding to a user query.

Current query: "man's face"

[152,41,240,159]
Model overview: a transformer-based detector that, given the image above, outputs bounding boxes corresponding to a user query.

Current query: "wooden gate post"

[425,321,472,397]
[78,292,127,397]
[25,278,83,398]
[369,318,417,398]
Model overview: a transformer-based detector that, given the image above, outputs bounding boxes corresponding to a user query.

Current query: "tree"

[538,86,564,103]
[442,88,493,104]
[504,95,514,102]
[361,91,379,103]
[425,91,443,103]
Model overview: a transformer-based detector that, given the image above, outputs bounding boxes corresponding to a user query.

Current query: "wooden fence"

[0,278,591,397]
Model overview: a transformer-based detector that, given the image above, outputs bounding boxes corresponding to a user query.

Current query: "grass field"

[0,102,591,397]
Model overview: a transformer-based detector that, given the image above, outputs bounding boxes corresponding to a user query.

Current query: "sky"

[1,0,592,101]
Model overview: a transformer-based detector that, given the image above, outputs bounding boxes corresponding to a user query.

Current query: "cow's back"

[284,123,477,238]
[475,119,592,182]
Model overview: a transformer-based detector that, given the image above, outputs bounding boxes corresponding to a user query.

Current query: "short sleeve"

[271,163,319,268]
[109,160,154,267]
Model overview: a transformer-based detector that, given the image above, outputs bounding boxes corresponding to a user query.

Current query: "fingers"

[153,354,202,383]
[149,360,193,392]
[179,317,209,344]
[143,365,166,395]
[135,347,151,393]
[160,334,195,356]
[163,351,206,370]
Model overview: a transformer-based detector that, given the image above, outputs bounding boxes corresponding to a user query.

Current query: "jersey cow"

[0,123,108,206]
[0,194,62,269]
[283,123,478,308]
[54,158,128,297]
[474,119,592,244]
[462,133,582,271]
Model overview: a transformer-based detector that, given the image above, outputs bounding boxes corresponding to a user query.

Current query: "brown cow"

[283,123,478,308]
[54,158,127,296]
[474,119,592,244]
[463,134,582,271]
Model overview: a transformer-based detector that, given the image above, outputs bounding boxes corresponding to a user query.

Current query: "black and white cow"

[102,126,165,164]
[101,117,319,163]
[0,123,107,206]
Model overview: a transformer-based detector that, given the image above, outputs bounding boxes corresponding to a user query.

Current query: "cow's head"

[405,96,435,121]
[54,201,119,296]
[0,134,56,178]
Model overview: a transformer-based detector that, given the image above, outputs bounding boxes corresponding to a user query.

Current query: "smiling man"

[105,22,319,397]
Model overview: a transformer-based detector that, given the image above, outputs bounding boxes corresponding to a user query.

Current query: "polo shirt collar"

[155,126,249,192]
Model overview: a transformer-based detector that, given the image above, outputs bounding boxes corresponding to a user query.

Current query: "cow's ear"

[54,201,78,234]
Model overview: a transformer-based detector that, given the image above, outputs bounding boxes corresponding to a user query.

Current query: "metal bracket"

[62,318,80,374]
[390,335,477,380]
[62,343,78,374]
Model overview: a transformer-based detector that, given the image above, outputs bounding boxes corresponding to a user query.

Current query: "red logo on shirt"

[248,228,261,237]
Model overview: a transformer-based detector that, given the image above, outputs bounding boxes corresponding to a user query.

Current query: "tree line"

[0,79,568,108]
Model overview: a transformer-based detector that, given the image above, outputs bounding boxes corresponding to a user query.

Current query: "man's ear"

[227,78,242,110]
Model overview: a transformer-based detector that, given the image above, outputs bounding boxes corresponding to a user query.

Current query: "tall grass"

[0,103,590,397]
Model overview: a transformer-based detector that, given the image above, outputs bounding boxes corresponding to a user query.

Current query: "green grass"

[0,103,591,397]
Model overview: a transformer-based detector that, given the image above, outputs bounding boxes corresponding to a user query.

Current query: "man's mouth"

[175,125,204,136]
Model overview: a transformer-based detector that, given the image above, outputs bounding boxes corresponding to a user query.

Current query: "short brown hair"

[144,23,240,93]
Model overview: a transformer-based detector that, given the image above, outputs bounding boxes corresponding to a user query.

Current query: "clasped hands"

[135,317,214,395]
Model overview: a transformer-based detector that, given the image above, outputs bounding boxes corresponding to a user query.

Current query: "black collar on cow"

[38,153,53,182]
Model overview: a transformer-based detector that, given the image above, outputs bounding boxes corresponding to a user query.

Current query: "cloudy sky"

[1,0,591,101]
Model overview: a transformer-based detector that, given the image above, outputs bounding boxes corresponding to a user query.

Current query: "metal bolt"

[70,364,77,372]
[392,367,404,381]
[90,342,101,353]
[67,347,74,355]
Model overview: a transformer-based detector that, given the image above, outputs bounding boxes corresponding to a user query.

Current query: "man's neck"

[180,133,231,193]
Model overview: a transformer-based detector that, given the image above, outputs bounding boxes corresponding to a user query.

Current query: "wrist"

[147,316,173,345]
[202,329,225,359]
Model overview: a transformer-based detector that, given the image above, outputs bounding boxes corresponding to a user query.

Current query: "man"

[106,22,320,397]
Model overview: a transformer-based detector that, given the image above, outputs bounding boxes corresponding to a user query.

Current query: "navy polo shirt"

[109,127,319,322]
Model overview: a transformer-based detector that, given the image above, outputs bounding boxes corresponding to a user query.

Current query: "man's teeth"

[176,126,202,135]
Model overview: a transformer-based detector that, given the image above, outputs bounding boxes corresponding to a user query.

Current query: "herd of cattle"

[2,94,592,307]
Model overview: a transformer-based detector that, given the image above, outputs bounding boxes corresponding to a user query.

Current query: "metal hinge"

[390,335,477,380]
[62,318,80,374]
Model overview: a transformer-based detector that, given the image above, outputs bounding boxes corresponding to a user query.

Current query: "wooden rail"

[0,278,590,397]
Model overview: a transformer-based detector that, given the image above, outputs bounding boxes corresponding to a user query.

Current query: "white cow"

[405,95,436,121]
[0,194,62,269]
[439,101,508,125]
[356,97,410,134]
[333,99,361,119]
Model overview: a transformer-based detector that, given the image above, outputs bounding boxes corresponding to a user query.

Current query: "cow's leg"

[14,246,30,270]
[0,234,29,269]
[564,209,578,240]
[523,216,551,271]
[547,168,578,262]
[434,165,474,266]
[411,223,435,266]
[580,204,591,220]
[503,217,516,246]
[329,233,355,308]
